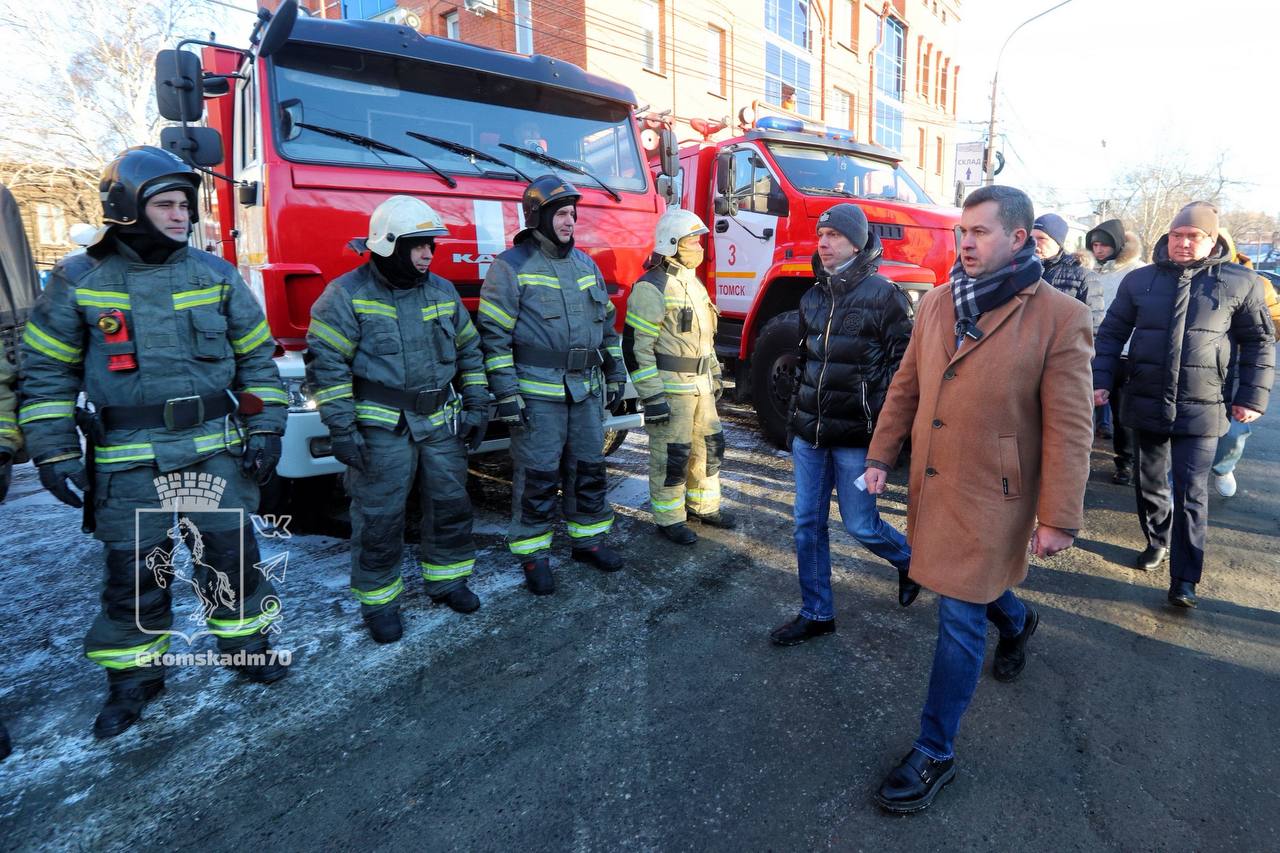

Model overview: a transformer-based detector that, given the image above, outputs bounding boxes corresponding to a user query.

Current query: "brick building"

[284,0,962,200]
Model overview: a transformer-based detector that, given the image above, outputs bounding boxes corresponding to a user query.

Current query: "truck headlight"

[284,377,317,412]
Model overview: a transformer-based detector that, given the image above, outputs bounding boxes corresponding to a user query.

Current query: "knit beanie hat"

[1032,213,1069,251]
[817,203,869,248]
[1170,202,1219,241]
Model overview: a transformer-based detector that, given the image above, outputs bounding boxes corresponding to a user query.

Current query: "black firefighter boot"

[94,670,165,739]
[228,640,290,683]
[364,606,404,644]
[523,557,555,596]
[433,582,481,614]
[571,545,624,572]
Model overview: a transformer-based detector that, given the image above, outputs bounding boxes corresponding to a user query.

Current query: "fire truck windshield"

[765,142,933,205]
[271,43,648,192]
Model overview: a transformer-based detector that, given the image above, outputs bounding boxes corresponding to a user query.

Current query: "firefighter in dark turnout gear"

[625,209,733,545]
[478,176,627,595]
[20,146,289,739]
[307,196,488,642]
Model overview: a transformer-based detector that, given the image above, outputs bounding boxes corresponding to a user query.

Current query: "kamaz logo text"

[452,253,497,265]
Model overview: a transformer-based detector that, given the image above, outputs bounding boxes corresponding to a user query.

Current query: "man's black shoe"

[364,607,404,643]
[231,643,290,684]
[898,569,921,607]
[875,749,957,813]
[992,607,1039,682]
[523,557,555,595]
[571,545,623,572]
[657,522,698,545]
[1135,545,1168,571]
[0,720,10,761]
[93,679,165,739]
[689,509,738,529]
[1112,464,1133,485]
[1168,580,1198,608]
[434,584,481,614]
[769,615,835,646]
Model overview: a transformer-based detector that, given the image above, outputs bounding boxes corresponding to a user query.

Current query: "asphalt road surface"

[1,398,1276,851]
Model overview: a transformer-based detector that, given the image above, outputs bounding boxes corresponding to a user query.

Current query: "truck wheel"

[603,428,628,456]
[750,310,802,448]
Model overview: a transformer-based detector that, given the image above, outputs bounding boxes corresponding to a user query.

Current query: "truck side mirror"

[256,0,298,58]
[715,151,735,196]
[713,196,738,217]
[155,49,204,122]
[202,74,233,98]
[658,127,679,178]
[765,186,789,217]
[159,126,223,167]
[279,99,303,141]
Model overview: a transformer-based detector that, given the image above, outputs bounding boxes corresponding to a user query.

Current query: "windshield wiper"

[499,143,622,203]
[406,132,533,182]
[295,122,458,188]
[798,186,856,198]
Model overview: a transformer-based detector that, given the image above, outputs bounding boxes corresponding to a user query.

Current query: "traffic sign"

[955,141,985,188]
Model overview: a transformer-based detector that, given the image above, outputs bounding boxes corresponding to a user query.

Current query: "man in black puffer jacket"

[1032,213,1104,331]
[770,204,917,647]
[1093,202,1274,609]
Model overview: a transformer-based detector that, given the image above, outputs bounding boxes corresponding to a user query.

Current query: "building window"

[35,203,67,246]
[940,58,950,109]
[921,44,931,102]
[514,0,533,54]
[765,0,809,50]
[834,0,854,49]
[873,15,905,152]
[444,11,459,40]
[935,136,944,176]
[640,0,662,71]
[830,88,852,129]
[917,128,926,169]
[340,0,395,19]
[765,42,813,115]
[706,26,726,96]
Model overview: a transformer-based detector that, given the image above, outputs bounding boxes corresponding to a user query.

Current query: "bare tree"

[0,0,234,201]
[1219,209,1280,250]
[1095,155,1241,254]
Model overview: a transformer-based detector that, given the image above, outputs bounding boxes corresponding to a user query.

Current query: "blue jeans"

[791,436,912,621]
[1211,419,1251,476]
[914,591,1026,761]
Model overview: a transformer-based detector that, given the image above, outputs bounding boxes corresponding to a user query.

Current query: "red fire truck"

[661,113,960,446]
[155,2,670,483]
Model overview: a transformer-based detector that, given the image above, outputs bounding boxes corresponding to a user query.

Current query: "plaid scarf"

[950,238,1043,340]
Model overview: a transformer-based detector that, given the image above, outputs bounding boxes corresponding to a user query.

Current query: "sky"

[953,0,1279,217]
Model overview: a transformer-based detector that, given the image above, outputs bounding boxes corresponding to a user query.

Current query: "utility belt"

[353,376,453,415]
[514,344,604,372]
[98,390,260,432]
[655,353,716,374]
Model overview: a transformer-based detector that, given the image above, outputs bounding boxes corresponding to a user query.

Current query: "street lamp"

[984,0,1075,185]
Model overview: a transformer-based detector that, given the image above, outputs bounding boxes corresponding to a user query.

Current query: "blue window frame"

[873,16,905,152]
[765,0,809,50]
[765,42,813,116]
[341,0,397,19]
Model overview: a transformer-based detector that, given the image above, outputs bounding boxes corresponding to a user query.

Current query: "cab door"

[708,146,784,319]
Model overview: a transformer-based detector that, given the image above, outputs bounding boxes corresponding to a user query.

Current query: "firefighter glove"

[38,456,88,508]
[459,406,488,452]
[643,396,670,424]
[330,429,368,473]
[713,374,724,401]
[495,395,526,429]
[242,432,283,485]
[606,382,626,415]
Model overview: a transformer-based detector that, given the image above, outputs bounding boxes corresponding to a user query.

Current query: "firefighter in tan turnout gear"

[625,209,735,545]
[478,176,628,595]
[306,196,488,643]
[20,146,289,739]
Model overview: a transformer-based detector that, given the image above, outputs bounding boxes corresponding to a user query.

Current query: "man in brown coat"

[863,185,1095,813]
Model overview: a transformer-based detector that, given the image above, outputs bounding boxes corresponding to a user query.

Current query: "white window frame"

[445,11,459,40]
[514,0,533,55]
[640,0,661,72]
[706,25,725,96]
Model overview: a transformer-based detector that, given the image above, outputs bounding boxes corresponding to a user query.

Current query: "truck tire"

[750,310,801,449]
[603,428,628,456]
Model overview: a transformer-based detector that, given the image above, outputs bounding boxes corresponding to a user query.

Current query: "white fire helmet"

[366,195,449,257]
[653,208,709,257]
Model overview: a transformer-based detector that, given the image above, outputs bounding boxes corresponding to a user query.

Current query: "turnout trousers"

[84,452,278,685]
[508,394,613,558]
[347,424,475,615]
[645,392,724,526]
